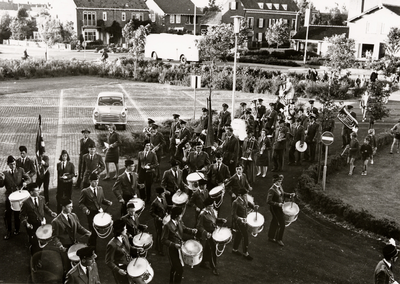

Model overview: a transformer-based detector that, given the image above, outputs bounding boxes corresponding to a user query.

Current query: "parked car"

[93,92,127,130]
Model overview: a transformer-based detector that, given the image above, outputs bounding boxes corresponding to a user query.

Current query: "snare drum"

[181,239,203,267]
[132,232,153,252]
[172,191,188,206]
[36,224,53,248]
[9,190,30,211]
[127,258,154,283]
[246,211,265,237]
[209,185,224,199]
[93,212,113,239]
[127,198,145,216]
[295,141,307,152]
[186,172,204,191]
[67,243,87,266]
[212,227,232,257]
[282,202,300,227]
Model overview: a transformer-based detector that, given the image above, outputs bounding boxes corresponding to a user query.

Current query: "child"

[348,132,359,175]
[366,129,377,164]
[360,137,373,176]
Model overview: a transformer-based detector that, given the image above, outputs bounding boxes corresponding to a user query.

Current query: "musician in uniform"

[162,206,197,284]
[304,114,320,162]
[56,150,75,213]
[208,153,231,188]
[143,118,155,145]
[80,142,105,189]
[264,103,278,135]
[236,102,247,118]
[65,246,101,284]
[374,241,399,284]
[77,129,95,188]
[241,110,255,135]
[188,179,209,225]
[231,188,258,261]
[193,108,208,139]
[150,187,170,256]
[228,165,252,203]
[36,150,50,205]
[256,129,271,178]
[241,130,258,184]
[105,219,145,284]
[161,160,186,206]
[341,105,357,148]
[169,114,181,156]
[297,108,309,129]
[256,99,266,137]
[186,142,210,174]
[288,118,305,166]
[217,103,231,139]
[104,124,121,180]
[0,155,31,240]
[174,119,191,159]
[137,142,159,203]
[16,145,36,180]
[112,159,139,216]
[197,197,227,276]
[20,183,57,254]
[272,120,289,172]
[51,198,91,250]
[222,127,239,178]
[79,173,112,248]
[121,202,147,245]
[150,124,166,181]
[267,174,295,247]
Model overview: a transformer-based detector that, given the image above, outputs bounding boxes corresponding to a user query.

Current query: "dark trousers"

[112,264,129,284]
[288,143,301,164]
[37,172,50,204]
[86,211,97,248]
[154,218,163,253]
[268,207,285,241]
[120,194,134,217]
[202,238,217,269]
[272,148,284,170]
[223,159,237,182]
[232,219,248,254]
[27,221,41,255]
[77,154,84,186]
[4,198,20,233]
[304,142,317,162]
[168,246,183,284]
[155,151,162,180]
[139,171,153,203]
[56,182,73,213]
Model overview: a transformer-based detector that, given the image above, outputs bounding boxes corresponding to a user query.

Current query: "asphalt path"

[0,77,387,283]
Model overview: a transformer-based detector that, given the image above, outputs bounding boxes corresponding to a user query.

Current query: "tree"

[106,21,122,43]
[203,0,221,13]
[37,17,75,45]
[0,13,12,41]
[385,27,400,59]
[17,7,29,19]
[324,33,355,72]
[327,5,345,25]
[265,20,289,48]
[9,16,36,40]
[366,81,390,121]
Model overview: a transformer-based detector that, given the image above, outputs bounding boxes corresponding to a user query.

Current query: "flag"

[205,89,214,148]
[36,114,45,160]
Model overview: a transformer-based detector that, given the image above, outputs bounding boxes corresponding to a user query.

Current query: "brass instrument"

[260,142,266,155]
[182,147,190,162]
[337,106,358,131]
[241,137,256,161]
[151,143,161,154]
[143,126,152,137]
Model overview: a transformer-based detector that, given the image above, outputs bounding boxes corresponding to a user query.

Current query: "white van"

[145,33,202,63]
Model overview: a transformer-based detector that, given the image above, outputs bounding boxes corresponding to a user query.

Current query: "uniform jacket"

[186,151,210,173]
[170,120,181,140]
[265,109,277,129]
[229,174,251,197]
[266,184,290,209]
[374,259,395,284]
[232,195,254,220]
[197,208,222,240]
[257,105,266,120]
[20,196,54,226]
[189,189,209,210]
[218,111,231,129]
[106,235,138,272]
[0,167,31,196]
[162,219,193,247]
[81,153,105,179]
[161,168,185,194]
[306,122,320,143]
[150,132,166,155]
[222,135,239,164]
[150,196,168,220]
[36,155,50,179]
[16,157,36,178]
[79,186,110,214]
[121,213,141,237]
[57,161,75,184]
[292,125,305,144]
[273,125,289,150]
[65,262,101,284]
[209,163,231,186]
[177,127,191,146]
[51,213,89,246]
[80,137,95,156]
[112,171,138,201]
[137,151,158,173]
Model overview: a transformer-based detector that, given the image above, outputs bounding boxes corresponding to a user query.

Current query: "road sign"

[191,75,201,89]
[321,131,334,146]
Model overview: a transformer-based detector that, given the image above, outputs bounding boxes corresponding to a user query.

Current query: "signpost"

[191,75,201,119]
[321,131,334,190]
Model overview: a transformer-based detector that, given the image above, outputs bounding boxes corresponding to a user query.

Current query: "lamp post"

[231,15,243,122]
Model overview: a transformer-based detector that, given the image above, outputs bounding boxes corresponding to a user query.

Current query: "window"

[258,2,264,9]
[83,11,96,26]
[84,30,97,41]
[187,15,194,24]
[282,4,287,10]
[176,14,181,24]
[258,32,263,42]
[273,3,279,9]
[230,2,238,10]
[266,3,272,9]
[122,12,126,21]
[291,19,296,29]
[269,18,275,27]
[102,12,107,21]
[247,17,254,29]
[150,13,155,22]
[170,15,175,23]
[258,18,264,28]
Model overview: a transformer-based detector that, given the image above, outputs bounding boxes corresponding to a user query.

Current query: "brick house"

[50,0,149,44]
[145,0,203,34]
[220,0,299,48]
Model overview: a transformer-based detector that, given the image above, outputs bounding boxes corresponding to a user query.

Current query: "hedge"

[296,131,400,239]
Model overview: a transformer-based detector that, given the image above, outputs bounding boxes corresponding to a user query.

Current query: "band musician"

[77,129,95,188]
[150,124,166,181]
[186,142,210,174]
[150,187,170,256]
[174,119,191,159]
[80,142,105,189]
[161,160,186,206]
[222,127,239,177]
[137,143,159,203]
[217,103,231,139]
[169,114,181,156]
[241,130,259,184]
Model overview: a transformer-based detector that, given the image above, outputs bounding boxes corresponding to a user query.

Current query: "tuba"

[337,106,358,131]
[241,137,255,161]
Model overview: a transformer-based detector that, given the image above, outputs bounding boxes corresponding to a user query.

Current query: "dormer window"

[266,3,272,9]
[273,3,279,9]
[282,4,287,10]
[230,2,238,10]
[258,3,264,9]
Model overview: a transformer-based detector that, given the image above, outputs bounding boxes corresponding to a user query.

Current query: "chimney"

[361,0,365,13]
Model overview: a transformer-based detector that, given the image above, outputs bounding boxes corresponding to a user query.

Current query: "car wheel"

[180,55,187,64]
[152,52,158,60]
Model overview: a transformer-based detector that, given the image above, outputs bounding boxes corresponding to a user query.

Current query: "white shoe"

[262,174,266,178]
[370,160,374,165]
[256,172,261,177]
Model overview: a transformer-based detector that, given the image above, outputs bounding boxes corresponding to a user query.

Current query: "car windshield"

[98,97,123,106]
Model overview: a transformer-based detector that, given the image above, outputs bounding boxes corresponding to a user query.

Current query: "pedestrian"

[360,137,373,176]
[104,124,121,180]
[56,150,75,213]
[348,132,359,175]
[367,129,377,164]
[374,240,399,284]
[390,119,400,154]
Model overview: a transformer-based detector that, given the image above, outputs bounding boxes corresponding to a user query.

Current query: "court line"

[118,84,147,123]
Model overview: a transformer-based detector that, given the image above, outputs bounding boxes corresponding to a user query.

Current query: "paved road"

[0,77,386,284]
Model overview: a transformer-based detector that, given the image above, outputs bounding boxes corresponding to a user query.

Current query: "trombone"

[241,137,256,161]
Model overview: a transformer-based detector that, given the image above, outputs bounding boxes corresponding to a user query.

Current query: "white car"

[93,92,127,130]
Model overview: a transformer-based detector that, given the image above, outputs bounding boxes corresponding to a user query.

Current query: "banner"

[205,90,214,148]
[36,114,45,160]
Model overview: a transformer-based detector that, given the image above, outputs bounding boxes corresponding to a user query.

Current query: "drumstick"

[133,257,139,266]
[139,231,144,240]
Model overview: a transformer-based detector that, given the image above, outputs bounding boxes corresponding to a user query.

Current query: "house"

[220,0,299,48]
[292,25,349,56]
[348,2,400,59]
[50,0,149,44]
[145,0,203,34]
